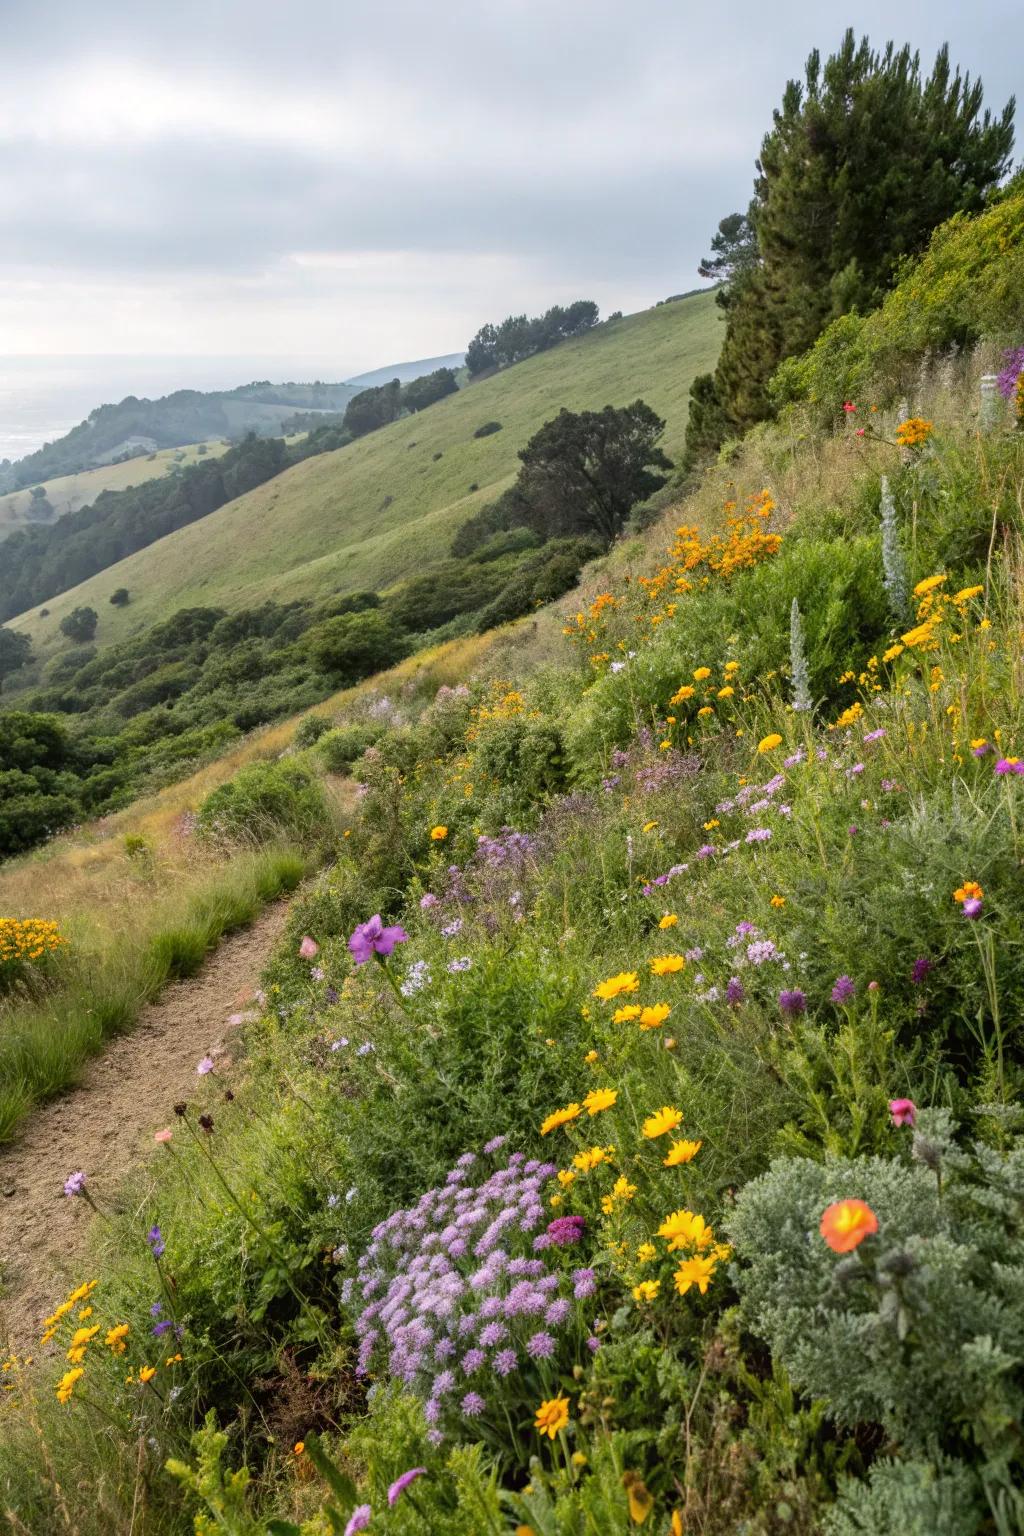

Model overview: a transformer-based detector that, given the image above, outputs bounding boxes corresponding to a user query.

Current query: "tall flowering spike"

[879,475,909,622]
[789,597,812,712]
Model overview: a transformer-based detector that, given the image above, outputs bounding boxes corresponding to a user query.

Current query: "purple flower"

[911,956,932,984]
[746,828,772,844]
[420,893,439,909]
[695,844,717,859]
[586,1335,601,1353]
[545,1298,571,1326]
[63,1171,87,1198]
[527,1330,556,1359]
[388,1467,428,1508]
[447,957,472,973]
[726,976,745,1006]
[545,1215,585,1247]
[196,1056,215,1076]
[747,939,778,966]
[779,988,807,1017]
[152,1319,173,1337]
[461,1347,486,1375]
[441,918,464,938]
[483,1135,506,1155]
[348,914,410,964]
[461,1391,486,1417]
[830,975,856,1005]
[493,1348,518,1376]
[995,758,1024,776]
[863,729,886,744]
[479,1321,508,1348]
[572,1268,596,1299]
[345,1506,372,1535]
[147,1224,165,1259]
[962,896,983,919]
[972,742,991,758]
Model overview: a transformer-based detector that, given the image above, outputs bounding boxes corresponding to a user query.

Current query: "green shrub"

[317,720,382,773]
[195,759,330,847]
[824,1457,982,1536]
[294,712,332,748]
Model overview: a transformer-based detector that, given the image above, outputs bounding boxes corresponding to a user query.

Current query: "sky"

[1,0,1020,375]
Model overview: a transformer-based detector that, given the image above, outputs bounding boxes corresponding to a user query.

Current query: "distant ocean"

[0,354,359,466]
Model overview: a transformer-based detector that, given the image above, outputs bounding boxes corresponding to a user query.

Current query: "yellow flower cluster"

[895,416,933,449]
[0,918,66,972]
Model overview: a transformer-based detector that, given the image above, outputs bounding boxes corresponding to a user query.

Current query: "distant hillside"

[0,355,466,491]
[0,440,229,543]
[346,352,466,389]
[6,292,722,660]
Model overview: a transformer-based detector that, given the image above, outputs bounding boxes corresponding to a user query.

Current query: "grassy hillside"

[0,441,229,542]
[8,294,721,661]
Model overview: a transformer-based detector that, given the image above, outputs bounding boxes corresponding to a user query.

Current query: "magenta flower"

[778,988,807,1017]
[344,1507,372,1535]
[298,935,320,959]
[889,1098,916,1128]
[545,1215,585,1247]
[962,896,983,919]
[830,975,856,1005]
[911,956,932,984]
[388,1467,427,1507]
[348,914,410,964]
[995,758,1024,776]
[63,1170,87,1198]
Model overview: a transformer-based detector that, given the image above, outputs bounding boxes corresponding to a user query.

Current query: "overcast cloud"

[1,0,1020,372]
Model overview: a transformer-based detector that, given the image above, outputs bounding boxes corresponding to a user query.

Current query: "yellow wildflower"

[539,1103,583,1136]
[663,1139,702,1166]
[642,1106,683,1138]
[642,820,658,833]
[593,971,640,1000]
[770,894,786,908]
[534,1395,570,1440]
[757,733,783,753]
[583,1087,618,1115]
[429,825,448,841]
[658,1208,714,1251]
[650,954,685,976]
[674,1253,718,1296]
[693,667,711,681]
[632,1280,660,1303]
[573,1145,615,1172]
[638,1003,671,1030]
[138,1365,157,1383]
[613,1004,643,1023]
[557,1169,577,1189]
[658,913,679,929]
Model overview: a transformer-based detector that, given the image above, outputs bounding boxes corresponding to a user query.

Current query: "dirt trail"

[0,900,289,1347]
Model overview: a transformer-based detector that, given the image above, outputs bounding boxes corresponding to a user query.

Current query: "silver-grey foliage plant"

[879,475,909,621]
[789,597,812,712]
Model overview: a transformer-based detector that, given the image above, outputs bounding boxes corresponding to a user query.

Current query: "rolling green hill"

[0,440,230,542]
[8,293,721,662]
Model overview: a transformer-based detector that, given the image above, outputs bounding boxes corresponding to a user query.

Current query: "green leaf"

[304,1434,358,1509]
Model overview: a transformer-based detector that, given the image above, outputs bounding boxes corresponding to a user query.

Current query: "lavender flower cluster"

[343,1144,599,1443]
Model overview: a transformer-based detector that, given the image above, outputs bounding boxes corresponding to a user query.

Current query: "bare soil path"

[0,900,290,1348]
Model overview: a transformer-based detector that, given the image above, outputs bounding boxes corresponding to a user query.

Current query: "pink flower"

[299,936,320,959]
[962,896,983,919]
[154,1129,173,1144]
[842,401,856,414]
[344,1508,372,1535]
[197,1056,215,1076]
[388,1467,428,1506]
[889,1098,916,1128]
[348,914,409,965]
[855,427,865,436]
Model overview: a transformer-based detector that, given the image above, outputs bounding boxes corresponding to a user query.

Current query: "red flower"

[820,1198,878,1253]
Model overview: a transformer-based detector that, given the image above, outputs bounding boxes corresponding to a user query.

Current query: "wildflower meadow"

[3,184,1024,1536]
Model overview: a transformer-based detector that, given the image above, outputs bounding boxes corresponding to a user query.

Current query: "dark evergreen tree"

[0,626,32,687]
[686,31,1015,465]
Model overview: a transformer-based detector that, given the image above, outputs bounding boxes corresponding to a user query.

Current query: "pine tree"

[687,31,1015,464]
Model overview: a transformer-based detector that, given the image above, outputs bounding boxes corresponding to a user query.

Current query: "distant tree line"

[0,434,289,622]
[339,368,460,440]
[684,31,1015,467]
[465,301,599,377]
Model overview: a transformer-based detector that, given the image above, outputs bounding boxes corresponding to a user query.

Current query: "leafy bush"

[317,721,383,773]
[195,759,331,847]
[473,420,503,438]
[293,712,332,748]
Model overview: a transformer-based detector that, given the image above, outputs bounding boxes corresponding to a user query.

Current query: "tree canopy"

[466,301,599,377]
[684,30,1015,465]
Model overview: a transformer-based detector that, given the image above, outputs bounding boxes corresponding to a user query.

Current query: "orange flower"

[819,1198,878,1253]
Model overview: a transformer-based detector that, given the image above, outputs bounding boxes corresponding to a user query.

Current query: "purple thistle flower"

[863,728,886,743]
[420,892,439,909]
[746,827,772,844]
[388,1467,428,1508]
[572,1268,596,1299]
[461,1391,485,1417]
[830,975,856,1005]
[995,758,1024,776]
[461,1347,486,1375]
[479,1321,508,1348]
[527,1330,556,1359]
[779,988,807,1017]
[962,896,983,919]
[586,1335,601,1352]
[147,1224,165,1259]
[63,1171,87,1198]
[493,1348,518,1376]
[348,914,409,964]
[911,956,932,984]
[433,1368,455,1395]
[726,976,745,1006]
[196,1056,215,1076]
[345,1506,372,1536]
[545,1298,571,1326]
